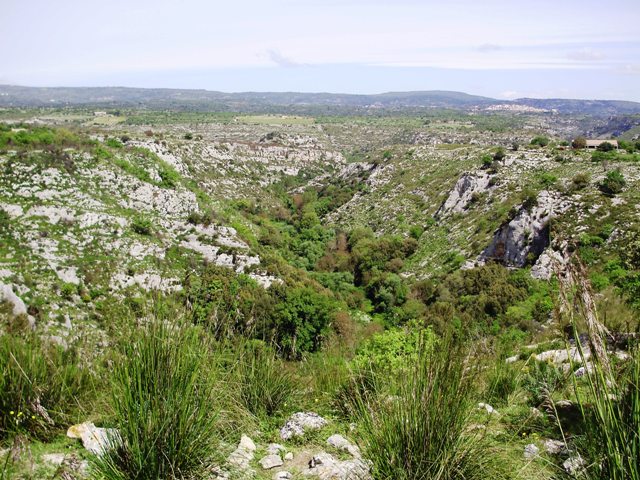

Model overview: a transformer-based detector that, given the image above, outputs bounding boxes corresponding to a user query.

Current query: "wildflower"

[31,415,36,420]
[10,411,14,415]
[17,412,23,417]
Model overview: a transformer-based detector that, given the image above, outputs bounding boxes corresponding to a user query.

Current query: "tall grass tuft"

[0,334,92,441]
[235,340,295,418]
[574,342,640,480]
[557,256,640,479]
[91,319,221,480]
[353,334,505,480]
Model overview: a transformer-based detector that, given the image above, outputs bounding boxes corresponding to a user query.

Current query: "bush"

[572,137,587,149]
[352,326,434,375]
[571,173,590,190]
[597,141,616,152]
[0,335,92,441]
[353,335,504,480]
[92,320,221,480]
[600,169,626,195]
[131,216,153,236]
[530,136,550,147]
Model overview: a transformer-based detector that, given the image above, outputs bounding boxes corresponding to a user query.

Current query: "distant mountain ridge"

[1,84,639,115]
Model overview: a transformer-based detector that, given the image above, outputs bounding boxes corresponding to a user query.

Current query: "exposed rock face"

[530,248,568,280]
[479,191,569,267]
[0,283,27,316]
[436,172,493,217]
[280,412,328,440]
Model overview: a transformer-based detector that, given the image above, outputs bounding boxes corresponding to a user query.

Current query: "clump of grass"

[91,319,221,480]
[484,358,520,407]
[558,257,640,479]
[235,340,295,418]
[0,334,92,441]
[353,334,505,480]
[522,359,566,406]
[574,341,640,480]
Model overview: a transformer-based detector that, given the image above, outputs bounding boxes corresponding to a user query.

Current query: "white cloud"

[565,48,605,61]
[266,49,300,67]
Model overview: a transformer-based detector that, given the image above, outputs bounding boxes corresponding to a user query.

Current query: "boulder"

[67,422,120,456]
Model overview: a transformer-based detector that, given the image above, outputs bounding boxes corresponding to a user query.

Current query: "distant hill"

[1,85,639,115]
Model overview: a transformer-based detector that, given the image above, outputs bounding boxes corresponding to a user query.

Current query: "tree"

[269,285,337,357]
[571,136,586,149]
[597,141,616,152]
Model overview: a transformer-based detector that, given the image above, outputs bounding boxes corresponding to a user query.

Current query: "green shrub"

[354,335,504,480]
[158,162,180,188]
[352,326,434,375]
[0,335,92,441]
[105,138,123,149]
[571,173,590,190]
[600,169,626,195]
[530,136,550,147]
[92,320,221,480]
[131,216,152,236]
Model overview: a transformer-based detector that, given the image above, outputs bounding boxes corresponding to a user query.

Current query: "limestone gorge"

[1,94,640,480]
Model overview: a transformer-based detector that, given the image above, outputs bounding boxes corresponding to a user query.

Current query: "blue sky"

[3,0,640,100]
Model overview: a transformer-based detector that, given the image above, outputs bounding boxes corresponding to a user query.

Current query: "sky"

[3,0,640,100]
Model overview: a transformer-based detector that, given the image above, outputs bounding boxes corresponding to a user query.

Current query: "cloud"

[477,44,502,53]
[266,49,300,67]
[616,64,640,75]
[565,48,605,61]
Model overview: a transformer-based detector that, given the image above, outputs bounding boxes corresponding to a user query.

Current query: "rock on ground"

[280,412,329,440]
[227,434,256,474]
[326,434,361,457]
[260,454,284,470]
[524,443,539,459]
[304,451,371,480]
[67,422,120,456]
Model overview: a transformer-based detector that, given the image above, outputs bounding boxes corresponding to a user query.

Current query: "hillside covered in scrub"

[1,107,640,480]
